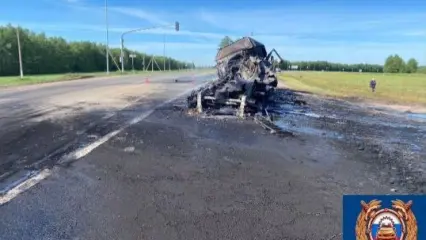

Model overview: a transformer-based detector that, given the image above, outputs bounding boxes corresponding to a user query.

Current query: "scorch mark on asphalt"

[0,82,209,206]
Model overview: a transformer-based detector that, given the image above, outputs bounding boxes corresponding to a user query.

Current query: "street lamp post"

[120,21,179,73]
[105,0,110,74]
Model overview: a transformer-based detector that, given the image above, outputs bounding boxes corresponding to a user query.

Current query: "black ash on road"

[0,83,424,239]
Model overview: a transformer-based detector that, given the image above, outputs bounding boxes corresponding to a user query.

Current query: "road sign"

[129,54,137,58]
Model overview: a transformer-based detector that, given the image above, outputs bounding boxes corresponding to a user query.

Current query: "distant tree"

[406,58,418,73]
[384,55,396,73]
[219,36,234,48]
[384,54,406,73]
[286,60,383,73]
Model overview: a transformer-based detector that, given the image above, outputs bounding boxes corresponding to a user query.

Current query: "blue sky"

[1,0,425,66]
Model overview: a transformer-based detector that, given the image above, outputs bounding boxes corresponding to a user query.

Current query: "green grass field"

[0,69,214,87]
[278,71,426,105]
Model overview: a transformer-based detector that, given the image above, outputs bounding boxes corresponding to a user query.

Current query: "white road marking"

[0,169,52,205]
[0,80,209,206]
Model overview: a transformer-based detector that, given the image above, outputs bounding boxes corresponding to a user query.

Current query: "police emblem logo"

[355,199,418,240]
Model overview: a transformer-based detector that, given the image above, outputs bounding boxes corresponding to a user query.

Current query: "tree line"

[0,24,193,76]
[278,60,384,73]
[277,56,421,74]
[217,36,423,74]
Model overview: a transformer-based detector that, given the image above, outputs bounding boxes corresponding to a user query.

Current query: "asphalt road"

[0,94,395,240]
[0,71,206,99]
[0,70,212,129]
[0,70,214,190]
[0,71,420,239]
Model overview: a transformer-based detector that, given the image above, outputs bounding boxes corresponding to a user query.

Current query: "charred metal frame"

[187,37,283,117]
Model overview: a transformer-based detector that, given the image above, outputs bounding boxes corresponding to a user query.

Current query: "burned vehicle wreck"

[187,37,284,116]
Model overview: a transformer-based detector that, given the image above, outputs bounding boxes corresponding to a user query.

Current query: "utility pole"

[105,0,110,74]
[120,36,125,73]
[163,33,166,71]
[142,55,145,71]
[16,28,23,79]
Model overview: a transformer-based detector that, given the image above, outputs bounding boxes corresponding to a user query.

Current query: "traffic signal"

[175,21,179,32]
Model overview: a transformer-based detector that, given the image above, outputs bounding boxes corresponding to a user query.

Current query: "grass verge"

[278,71,426,106]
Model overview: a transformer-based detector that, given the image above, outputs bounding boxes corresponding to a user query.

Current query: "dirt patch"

[45,83,166,114]
[366,102,426,114]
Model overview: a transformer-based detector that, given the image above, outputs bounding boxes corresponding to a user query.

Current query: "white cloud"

[110,7,169,26]
[195,8,426,37]
[117,28,226,40]
[118,42,216,50]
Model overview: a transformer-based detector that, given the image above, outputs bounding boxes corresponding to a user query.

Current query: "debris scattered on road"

[124,146,135,152]
[254,113,294,137]
[88,134,98,139]
[327,233,342,240]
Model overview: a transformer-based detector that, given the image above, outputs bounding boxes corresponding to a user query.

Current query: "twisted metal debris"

[187,37,284,116]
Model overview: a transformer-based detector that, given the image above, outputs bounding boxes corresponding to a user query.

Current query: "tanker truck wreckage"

[187,37,285,117]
